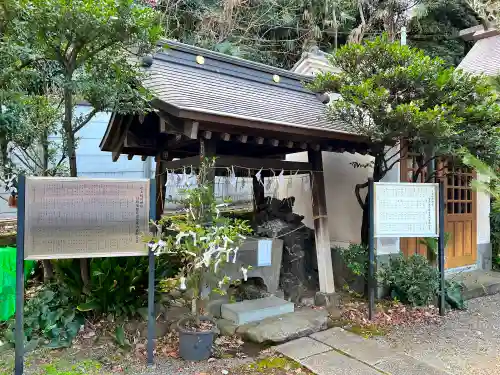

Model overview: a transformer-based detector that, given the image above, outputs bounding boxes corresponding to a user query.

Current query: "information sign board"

[23,177,150,259]
[374,182,439,238]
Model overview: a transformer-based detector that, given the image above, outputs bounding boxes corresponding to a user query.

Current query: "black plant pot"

[177,316,216,361]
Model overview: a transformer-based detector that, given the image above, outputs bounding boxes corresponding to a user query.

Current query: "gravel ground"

[375,294,500,375]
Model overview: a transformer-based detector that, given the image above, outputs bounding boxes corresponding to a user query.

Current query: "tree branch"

[73,108,98,133]
[413,155,439,182]
[355,181,369,209]
[15,146,43,171]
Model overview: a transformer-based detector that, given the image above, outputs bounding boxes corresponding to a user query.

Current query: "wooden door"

[399,152,429,258]
[444,163,477,269]
[400,155,477,268]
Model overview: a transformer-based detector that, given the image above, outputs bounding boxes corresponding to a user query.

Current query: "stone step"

[221,296,294,325]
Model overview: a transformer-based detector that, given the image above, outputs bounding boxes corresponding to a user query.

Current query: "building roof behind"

[459,28,500,76]
[144,40,351,135]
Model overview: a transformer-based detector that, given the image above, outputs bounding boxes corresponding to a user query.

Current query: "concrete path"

[275,327,451,375]
[375,294,500,375]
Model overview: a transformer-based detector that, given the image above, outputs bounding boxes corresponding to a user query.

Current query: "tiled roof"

[143,40,352,135]
[458,34,500,76]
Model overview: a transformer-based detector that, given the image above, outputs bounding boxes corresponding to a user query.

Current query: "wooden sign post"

[368,180,445,319]
[15,176,156,375]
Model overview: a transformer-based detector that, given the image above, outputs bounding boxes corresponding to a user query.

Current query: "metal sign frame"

[367,179,446,321]
[15,176,157,375]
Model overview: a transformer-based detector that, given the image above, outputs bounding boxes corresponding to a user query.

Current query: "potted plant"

[149,158,252,361]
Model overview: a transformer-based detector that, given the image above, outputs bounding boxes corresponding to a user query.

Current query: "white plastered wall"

[476,173,491,254]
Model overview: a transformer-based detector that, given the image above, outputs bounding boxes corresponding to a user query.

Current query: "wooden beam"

[221,133,231,141]
[164,156,201,170]
[184,120,199,139]
[214,155,312,172]
[256,137,264,145]
[164,155,312,173]
[166,134,183,147]
[239,135,248,143]
[308,150,335,294]
[124,131,156,149]
[159,115,183,134]
[128,154,134,160]
[111,115,133,162]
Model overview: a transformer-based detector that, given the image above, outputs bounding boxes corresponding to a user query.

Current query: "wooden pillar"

[308,150,335,294]
[199,138,216,184]
[155,160,166,221]
[252,175,265,212]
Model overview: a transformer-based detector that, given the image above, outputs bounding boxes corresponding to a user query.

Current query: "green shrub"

[54,255,181,318]
[335,243,369,279]
[3,284,83,350]
[490,200,500,269]
[378,254,440,306]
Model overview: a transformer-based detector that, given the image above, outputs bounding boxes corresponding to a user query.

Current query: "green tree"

[466,0,500,28]
[463,154,500,268]
[4,0,163,284]
[309,36,500,244]
[408,0,481,66]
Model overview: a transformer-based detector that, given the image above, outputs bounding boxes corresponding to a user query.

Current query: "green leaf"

[137,307,148,320]
[61,310,76,325]
[77,301,101,312]
[24,338,40,352]
[65,322,81,339]
[114,326,129,348]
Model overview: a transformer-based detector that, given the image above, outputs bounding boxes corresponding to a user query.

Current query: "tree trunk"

[359,153,386,246]
[42,260,54,280]
[41,130,54,281]
[360,196,369,246]
[63,84,89,286]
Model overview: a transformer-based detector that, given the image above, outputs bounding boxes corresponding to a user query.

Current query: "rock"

[140,321,170,338]
[168,289,182,299]
[216,319,238,336]
[240,308,328,344]
[315,292,341,308]
[125,320,170,338]
[164,306,190,323]
[206,296,229,318]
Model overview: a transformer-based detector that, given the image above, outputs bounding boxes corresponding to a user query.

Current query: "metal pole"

[438,181,446,316]
[368,178,375,320]
[15,175,26,375]
[147,179,156,366]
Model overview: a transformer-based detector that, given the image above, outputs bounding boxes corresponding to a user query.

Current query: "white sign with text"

[374,182,439,238]
[24,177,150,260]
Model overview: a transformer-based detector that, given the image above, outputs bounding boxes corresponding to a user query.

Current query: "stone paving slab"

[221,296,294,325]
[299,350,381,375]
[274,337,332,360]
[310,327,394,365]
[374,353,453,375]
